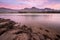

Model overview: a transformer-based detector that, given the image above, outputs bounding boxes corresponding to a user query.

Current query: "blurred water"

[0,13,60,33]
[0,13,60,24]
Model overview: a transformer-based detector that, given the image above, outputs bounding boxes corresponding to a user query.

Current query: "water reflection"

[0,14,60,24]
[0,14,51,24]
[0,14,60,33]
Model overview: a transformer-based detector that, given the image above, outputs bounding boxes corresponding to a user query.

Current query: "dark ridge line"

[0,30,7,36]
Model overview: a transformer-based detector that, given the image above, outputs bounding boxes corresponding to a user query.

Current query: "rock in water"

[0,18,60,40]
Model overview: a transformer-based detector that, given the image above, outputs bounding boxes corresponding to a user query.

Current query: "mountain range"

[19,7,60,13]
[0,7,60,13]
[0,7,18,13]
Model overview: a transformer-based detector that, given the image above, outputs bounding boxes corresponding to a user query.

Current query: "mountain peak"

[32,7,35,8]
[31,7,39,9]
[24,7,39,10]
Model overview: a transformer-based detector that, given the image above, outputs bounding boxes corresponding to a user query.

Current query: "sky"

[0,0,60,9]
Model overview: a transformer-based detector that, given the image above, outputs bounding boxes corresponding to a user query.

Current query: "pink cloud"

[43,3,60,9]
[0,3,32,9]
[0,0,60,9]
[17,0,48,7]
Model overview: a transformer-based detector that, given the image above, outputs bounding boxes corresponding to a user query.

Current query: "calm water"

[0,13,60,33]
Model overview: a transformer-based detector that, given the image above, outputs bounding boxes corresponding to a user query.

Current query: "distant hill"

[19,7,60,13]
[0,7,18,13]
[0,7,60,13]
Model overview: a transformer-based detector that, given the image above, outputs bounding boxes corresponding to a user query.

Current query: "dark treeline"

[18,11,60,13]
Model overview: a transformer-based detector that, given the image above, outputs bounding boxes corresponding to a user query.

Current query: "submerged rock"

[0,18,60,40]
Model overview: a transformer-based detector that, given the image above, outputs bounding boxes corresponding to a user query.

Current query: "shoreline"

[0,13,60,15]
[0,18,60,40]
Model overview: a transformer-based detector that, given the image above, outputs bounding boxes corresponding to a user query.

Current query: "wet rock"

[0,28,7,36]
[13,23,20,29]
[43,34,51,40]
[0,18,16,36]
[14,33,29,40]
[0,18,60,40]
[45,29,50,32]
[0,32,16,40]
[56,34,60,38]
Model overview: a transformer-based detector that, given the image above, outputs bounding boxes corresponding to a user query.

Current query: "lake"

[0,13,60,33]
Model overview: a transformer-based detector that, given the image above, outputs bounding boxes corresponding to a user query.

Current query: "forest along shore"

[0,18,60,40]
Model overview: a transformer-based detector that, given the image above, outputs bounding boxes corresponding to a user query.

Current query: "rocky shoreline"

[0,18,60,40]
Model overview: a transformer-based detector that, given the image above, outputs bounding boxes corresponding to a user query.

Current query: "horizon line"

[0,7,60,10]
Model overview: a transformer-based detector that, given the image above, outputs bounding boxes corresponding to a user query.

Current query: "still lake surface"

[0,13,60,33]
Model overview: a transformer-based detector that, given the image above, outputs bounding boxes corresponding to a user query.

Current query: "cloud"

[0,3,32,9]
[0,0,60,9]
[48,0,60,4]
[38,3,60,9]
[46,4,60,9]
[0,0,27,5]
[17,0,48,7]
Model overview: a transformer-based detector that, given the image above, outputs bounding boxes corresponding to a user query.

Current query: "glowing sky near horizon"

[0,0,60,9]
